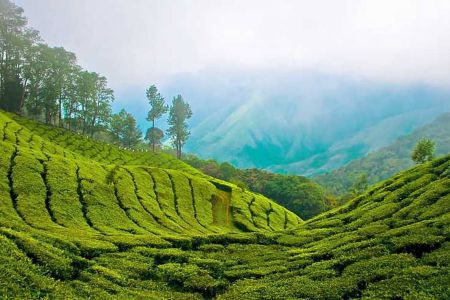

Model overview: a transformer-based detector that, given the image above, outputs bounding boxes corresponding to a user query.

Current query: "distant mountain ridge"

[267,107,448,175]
[315,111,450,195]
[163,69,450,176]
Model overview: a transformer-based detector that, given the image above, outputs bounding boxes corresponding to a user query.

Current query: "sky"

[15,0,450,91]
[12,0,450,165]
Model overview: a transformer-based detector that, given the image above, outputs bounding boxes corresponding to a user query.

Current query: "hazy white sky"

[15,0,450,89]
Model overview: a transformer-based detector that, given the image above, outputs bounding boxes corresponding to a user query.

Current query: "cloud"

[15,0,450,91]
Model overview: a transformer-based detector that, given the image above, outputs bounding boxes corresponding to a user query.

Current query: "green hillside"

[316,112,450,195]
[1,111,449,298]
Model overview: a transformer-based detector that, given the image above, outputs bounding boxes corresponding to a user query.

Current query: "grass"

[0,110,449,299]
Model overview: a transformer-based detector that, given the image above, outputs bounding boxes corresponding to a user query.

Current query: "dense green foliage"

[109,109,142,147]
[1,111,449,299]
[316,112,450,196]
[184,156,332,219]
[412,138,436,164]
[0,0,114,134]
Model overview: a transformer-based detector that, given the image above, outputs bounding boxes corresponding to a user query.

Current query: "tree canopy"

[110,109,142,148]
[167,95,192,158]
[411,138,435,164]
[146,84,167,151]
[0,0,115,138]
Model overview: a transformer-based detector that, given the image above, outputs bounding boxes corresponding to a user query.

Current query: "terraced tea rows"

[4,113,204,177]
[0,112,300,236]
[1,111,449,299]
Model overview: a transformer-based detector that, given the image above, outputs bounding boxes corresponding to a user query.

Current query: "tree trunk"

[152,118,155,152]
[81,99,87,134]
[177,139,182,159]
[19,78,28,114]
[58,98,62,127]
[45,104,50,124]
[67,101,74,130]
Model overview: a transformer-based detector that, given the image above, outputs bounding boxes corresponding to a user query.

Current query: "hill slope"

[315,112,450,195]
[0,112,300,236]
[1,112,449,299]
[220,155,450,298]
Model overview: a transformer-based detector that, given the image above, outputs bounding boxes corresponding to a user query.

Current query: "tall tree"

[167,95,192,159]
[62,64,82,130]
[37,46,78,125]
[86,73,113,136]
[0,0,28,112]
[69,71,113,134]
[52,47,77,127]
[17,28,41,113]
[110,109,142,147]
[146,84,167,152]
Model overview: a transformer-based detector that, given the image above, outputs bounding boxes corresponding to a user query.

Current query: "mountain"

[1,111,449,299]
[161,69,450,176]
[315,112,450,195]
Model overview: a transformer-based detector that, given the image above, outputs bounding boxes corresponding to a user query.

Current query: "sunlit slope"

[5,112,206,177]
[1,111,449,299]
[220,154,450,299]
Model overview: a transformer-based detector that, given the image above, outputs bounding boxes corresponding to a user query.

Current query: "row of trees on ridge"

[0,0,192,157]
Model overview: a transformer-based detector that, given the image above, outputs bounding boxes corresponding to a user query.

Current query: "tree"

[146,84,168,152]
[0,0,116,138]
[411,138,435,164]
[350,173,368,194]
[0,0,28,112]
[38,45,78,125]
[110,109,142,147]
[219,162,237,181]
[86,73,113,136]
[264,175,327,220]
[167,95,192,159]
[145,127,164,150]
[65,70,113,134]
[50,47,78,127]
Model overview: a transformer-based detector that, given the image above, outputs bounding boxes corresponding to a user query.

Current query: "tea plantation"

[1,111,449,299]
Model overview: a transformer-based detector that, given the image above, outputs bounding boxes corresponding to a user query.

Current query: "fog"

[16,0,450,92]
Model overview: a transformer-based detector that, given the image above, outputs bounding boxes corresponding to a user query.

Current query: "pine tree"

[167,95,192,159]
[146,85,167,152]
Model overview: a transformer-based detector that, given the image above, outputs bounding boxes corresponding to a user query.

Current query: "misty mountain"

[315,111,450,195]
[162,69,450,176]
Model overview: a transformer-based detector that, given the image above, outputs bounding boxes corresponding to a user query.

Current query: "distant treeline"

[0,0,192,156]
[0,0,114,133]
